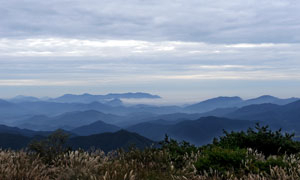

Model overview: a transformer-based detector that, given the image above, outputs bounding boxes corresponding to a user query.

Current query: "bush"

[159,135,198,168]
[194,147,290,177]
[212,123,300,156]
[253,156,288,174]
[28,129,71,163]
[195,147,247,174]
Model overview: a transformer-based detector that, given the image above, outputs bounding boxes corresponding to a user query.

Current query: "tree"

[28,129,70,163]
[213,123,300,156]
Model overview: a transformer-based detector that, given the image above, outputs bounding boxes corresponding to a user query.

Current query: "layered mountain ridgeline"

[2,99,300,142]
[0,128,154,152]
[0,97,300,155]
[1,94,300,151]
[14,110,122,131]
[127,116,256,145]
[184,95,299,113]
[185,96,243,112]
[7,92,161,104]
[68,130,154,152]
[223,100,300,130]
[1,95,299,127]
[0,116,255,147]
[182,99,300,131]
[0,99,180,119]
[50,92,161,103]
[8,95,41,103]
[173,99,300,132]
[2,94,298,118]
[0,124,52,137]
[71,120,121,136]
[10,110,194,131]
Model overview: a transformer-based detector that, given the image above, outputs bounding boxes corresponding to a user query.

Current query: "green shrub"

[195,147,247,174]
[194,147,290,177]
[28,129,71,163]
[252,156,288,174]
[213,123,300,156]
[160,135,198,168]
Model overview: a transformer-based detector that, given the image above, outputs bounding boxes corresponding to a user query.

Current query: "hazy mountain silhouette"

[2,94,300,134]
[50,92,161,103]
[0,99,28,118]
[0,99,14,106]
[15,110,122,131]
[71,120,121,136]
[127,116,256,145]
[224,100,300,130]
[185,95,299,113]
[105,92,161,99]
[8,95,41,103]
[0,124,52,137]
[118,112,202,127]
[105,98,123,107]
[67,130,155,152]
[3,95,297,122]
[185,96,243,112]
[10,100,180,117]
[199,107,238,117]
[243,95,299,106]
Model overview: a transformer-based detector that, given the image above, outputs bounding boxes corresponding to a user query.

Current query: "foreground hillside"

[1,125,300,179]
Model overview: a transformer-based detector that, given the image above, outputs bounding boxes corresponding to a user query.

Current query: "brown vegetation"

[0,148,300,180]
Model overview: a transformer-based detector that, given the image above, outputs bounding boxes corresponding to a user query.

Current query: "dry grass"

[1,148,300,180]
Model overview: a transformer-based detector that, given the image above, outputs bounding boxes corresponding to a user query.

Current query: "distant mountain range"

[186,96,243,112]
[1,94,300,150]
[0,99,178,120]
[8,95,41,103]
[223,100,300,130]
[7,92,161,104]
[14,110,122,131]
[185,95,299,113]
[0,100,300,147]
[1,95,298,121]
[71,120,121,136]
[127,116,256,145]
[0,124,52,137]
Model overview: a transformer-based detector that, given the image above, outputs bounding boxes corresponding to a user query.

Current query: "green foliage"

[118,147,173,179]
[195,147,247,174]
[28,129,70,163]
[253,156,288,174]
[194,146,289,177]
[213,123,300,156]
[159,134,198,168]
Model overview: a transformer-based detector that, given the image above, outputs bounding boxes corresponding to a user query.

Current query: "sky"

[1,0,300,103]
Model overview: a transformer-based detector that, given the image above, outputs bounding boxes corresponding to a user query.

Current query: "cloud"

[0,38,299,58]
[1,0,300,43]
[1,38,300,86]
[1,0,300,99]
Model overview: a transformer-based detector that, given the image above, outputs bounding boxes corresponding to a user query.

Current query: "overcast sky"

[1,0,300,103]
